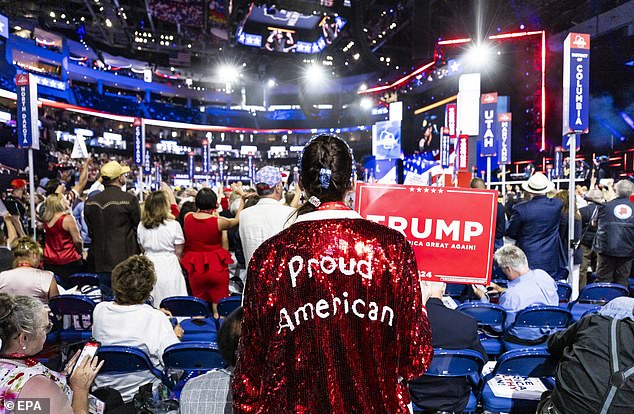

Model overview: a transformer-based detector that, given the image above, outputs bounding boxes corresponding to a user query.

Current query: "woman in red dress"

[181,188,241,317]
[41,193,83,287]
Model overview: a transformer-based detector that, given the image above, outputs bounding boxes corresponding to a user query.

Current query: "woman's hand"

[62,350,81,376]
[173,324,184,340]
[69,356,104,394]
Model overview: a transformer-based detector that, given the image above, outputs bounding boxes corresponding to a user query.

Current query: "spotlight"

[267,79,276,87]
[465,42,492,67]
[217,64,240,84]
[304,64,326,83]
[360,97,373,110]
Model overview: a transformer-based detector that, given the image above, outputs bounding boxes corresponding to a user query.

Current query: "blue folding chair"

[160,297,216,342]
[556,282,572,308]
[444,283,466,303]
[162,341,225,396]
[217,296,242,318]
[568,283,629,321]
[68,273,100,287]
[457,302,507,357]
[481,349,558,414]
[502,305,571,351]
[48,295,96,342]
[412,349,485,413]
[97,346,172,388]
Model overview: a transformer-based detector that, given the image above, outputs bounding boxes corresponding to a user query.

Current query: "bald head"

[470,177,486,189]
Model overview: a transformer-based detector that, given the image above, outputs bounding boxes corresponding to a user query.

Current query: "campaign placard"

[132,118,144,166]
[16,74,39,150]
[562,33,590,134]
[480,92,498,157]
[498,113,512,165]
[355,183,497,284]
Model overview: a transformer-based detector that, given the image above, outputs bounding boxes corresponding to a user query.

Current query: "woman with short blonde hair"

[138,190,187,305]
[0,237,59,307]
[41,194,83,286]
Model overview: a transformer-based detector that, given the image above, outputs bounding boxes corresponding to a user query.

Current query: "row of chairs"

[414,348,558,414]
[453,282,629,357]
[97,341,224,395]
[47,293,242,344]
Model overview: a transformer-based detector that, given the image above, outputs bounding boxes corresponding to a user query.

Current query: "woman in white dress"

[138,190,187,305]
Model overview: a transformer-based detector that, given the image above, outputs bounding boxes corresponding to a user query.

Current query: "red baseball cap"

[10,179,27,189]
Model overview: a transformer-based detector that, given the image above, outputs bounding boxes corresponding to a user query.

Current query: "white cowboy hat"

[521,172,555,194]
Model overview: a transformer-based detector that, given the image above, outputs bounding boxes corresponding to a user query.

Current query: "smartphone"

[474,284,488,294]
[72,341,100,374]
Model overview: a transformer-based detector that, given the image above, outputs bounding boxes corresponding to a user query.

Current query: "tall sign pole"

[16,74,39,238]
[562,32,590,300]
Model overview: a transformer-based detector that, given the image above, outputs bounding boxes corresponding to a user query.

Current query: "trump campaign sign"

[355,183,497,284]
[562,33,590,134]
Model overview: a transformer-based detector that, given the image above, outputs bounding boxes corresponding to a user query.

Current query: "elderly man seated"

[472,245,559,342]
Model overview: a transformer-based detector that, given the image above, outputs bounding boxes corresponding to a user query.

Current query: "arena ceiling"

[0,0,631,83]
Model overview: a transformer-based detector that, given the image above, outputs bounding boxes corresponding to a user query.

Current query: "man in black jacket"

[85,161,140,296]
[592,180,634,287]
[539,297,634,414]
[409,282,487,412]
[578,188,602,289]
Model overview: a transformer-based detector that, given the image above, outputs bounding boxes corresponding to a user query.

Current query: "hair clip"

[308,196,321,207]
[319,168,332,189]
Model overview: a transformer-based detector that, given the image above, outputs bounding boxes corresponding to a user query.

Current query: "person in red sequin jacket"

[233,135,433,413]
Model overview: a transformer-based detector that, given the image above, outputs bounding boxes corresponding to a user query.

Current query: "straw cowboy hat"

[521,172,555,195]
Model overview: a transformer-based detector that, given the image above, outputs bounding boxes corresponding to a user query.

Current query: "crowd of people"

[0,134,631,413]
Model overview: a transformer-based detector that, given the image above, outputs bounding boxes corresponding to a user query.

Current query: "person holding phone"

[0,293,103,414]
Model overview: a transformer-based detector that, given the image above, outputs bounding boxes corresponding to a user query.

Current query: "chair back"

[493,349,557,378]
[580,306,602,318]
[444,283,465,299]
[49,295,96,316]
[513,305,571,329]
[160,296,211,317]
[217,296,242,317]
[556,282,572,304]
[577,283,629,305]
[68,273,100,287]
[457,302,507,327]
[424,349,485,378]
[97,346,170,386]
[163,342,225,371]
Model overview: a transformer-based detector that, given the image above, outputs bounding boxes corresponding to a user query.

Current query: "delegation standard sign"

[355,183,497,284]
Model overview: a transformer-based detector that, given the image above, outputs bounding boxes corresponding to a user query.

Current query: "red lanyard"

[317,202,350,211]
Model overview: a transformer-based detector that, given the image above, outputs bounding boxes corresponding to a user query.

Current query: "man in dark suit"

[505,172,566,278]
[409,282,487,412]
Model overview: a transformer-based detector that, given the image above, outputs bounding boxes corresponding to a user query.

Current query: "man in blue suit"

[505,172,567,278]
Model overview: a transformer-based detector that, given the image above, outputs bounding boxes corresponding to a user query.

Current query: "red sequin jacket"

[233,209,433,413]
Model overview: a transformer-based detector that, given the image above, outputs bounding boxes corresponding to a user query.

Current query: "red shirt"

[43,214,81,265]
